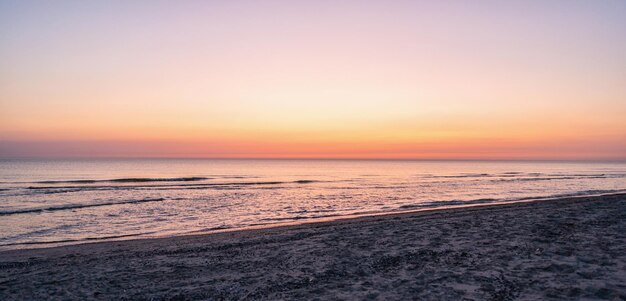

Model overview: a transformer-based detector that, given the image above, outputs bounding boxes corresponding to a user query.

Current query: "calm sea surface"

[1,159,625,249]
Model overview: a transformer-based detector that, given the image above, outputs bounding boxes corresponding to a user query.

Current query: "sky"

[1,0,625,160]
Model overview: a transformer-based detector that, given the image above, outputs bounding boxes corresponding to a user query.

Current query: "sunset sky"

[1,0,625,160]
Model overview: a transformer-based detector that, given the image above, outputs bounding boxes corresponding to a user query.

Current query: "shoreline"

[3,192,625,252]
[1,193,625,299]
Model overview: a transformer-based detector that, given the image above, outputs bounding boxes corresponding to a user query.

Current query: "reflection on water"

[1,159,625,249]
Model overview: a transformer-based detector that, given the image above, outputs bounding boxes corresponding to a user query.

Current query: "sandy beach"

[1,193,625,300]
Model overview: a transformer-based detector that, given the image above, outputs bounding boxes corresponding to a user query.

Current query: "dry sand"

[1,193,625,300]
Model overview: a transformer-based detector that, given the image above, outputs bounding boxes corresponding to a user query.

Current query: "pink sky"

[1,1,625,159]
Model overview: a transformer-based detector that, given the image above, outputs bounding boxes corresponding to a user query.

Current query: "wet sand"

[1,193,625,300]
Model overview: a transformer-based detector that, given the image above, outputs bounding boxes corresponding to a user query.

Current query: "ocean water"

[1,159,625,249]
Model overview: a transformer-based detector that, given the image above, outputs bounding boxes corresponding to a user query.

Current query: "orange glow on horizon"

[1,1,625,160]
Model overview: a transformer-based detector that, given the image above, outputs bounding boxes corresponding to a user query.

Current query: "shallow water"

[1,159,625,249]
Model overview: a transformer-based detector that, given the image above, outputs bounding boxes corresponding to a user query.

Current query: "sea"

[1,159,625,250]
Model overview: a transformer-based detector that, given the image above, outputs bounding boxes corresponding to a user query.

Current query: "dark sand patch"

[1,194,625,300]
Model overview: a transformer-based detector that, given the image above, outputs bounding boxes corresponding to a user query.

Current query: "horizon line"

[1,156,625,163]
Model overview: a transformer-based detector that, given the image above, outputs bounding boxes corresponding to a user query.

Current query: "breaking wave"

[35,177,211,184]
[0,197,167,216]
[25,180,322,191]
[0,231,159,247]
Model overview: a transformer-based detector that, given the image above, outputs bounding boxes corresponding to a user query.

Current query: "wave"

[185,225,234,234]
[429,172,626,179]
[36,177,211,184]
[397,189,626,211]
[293,180,317,184]
[0,197,167,216]
[399,198,497,209]
[0,231,159,247]
[432,173,492,178]
[430,172,541,179]
[26,179,321,191]
[259,213,343,222]
[516,189,626,201]
[490,174,626,183]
